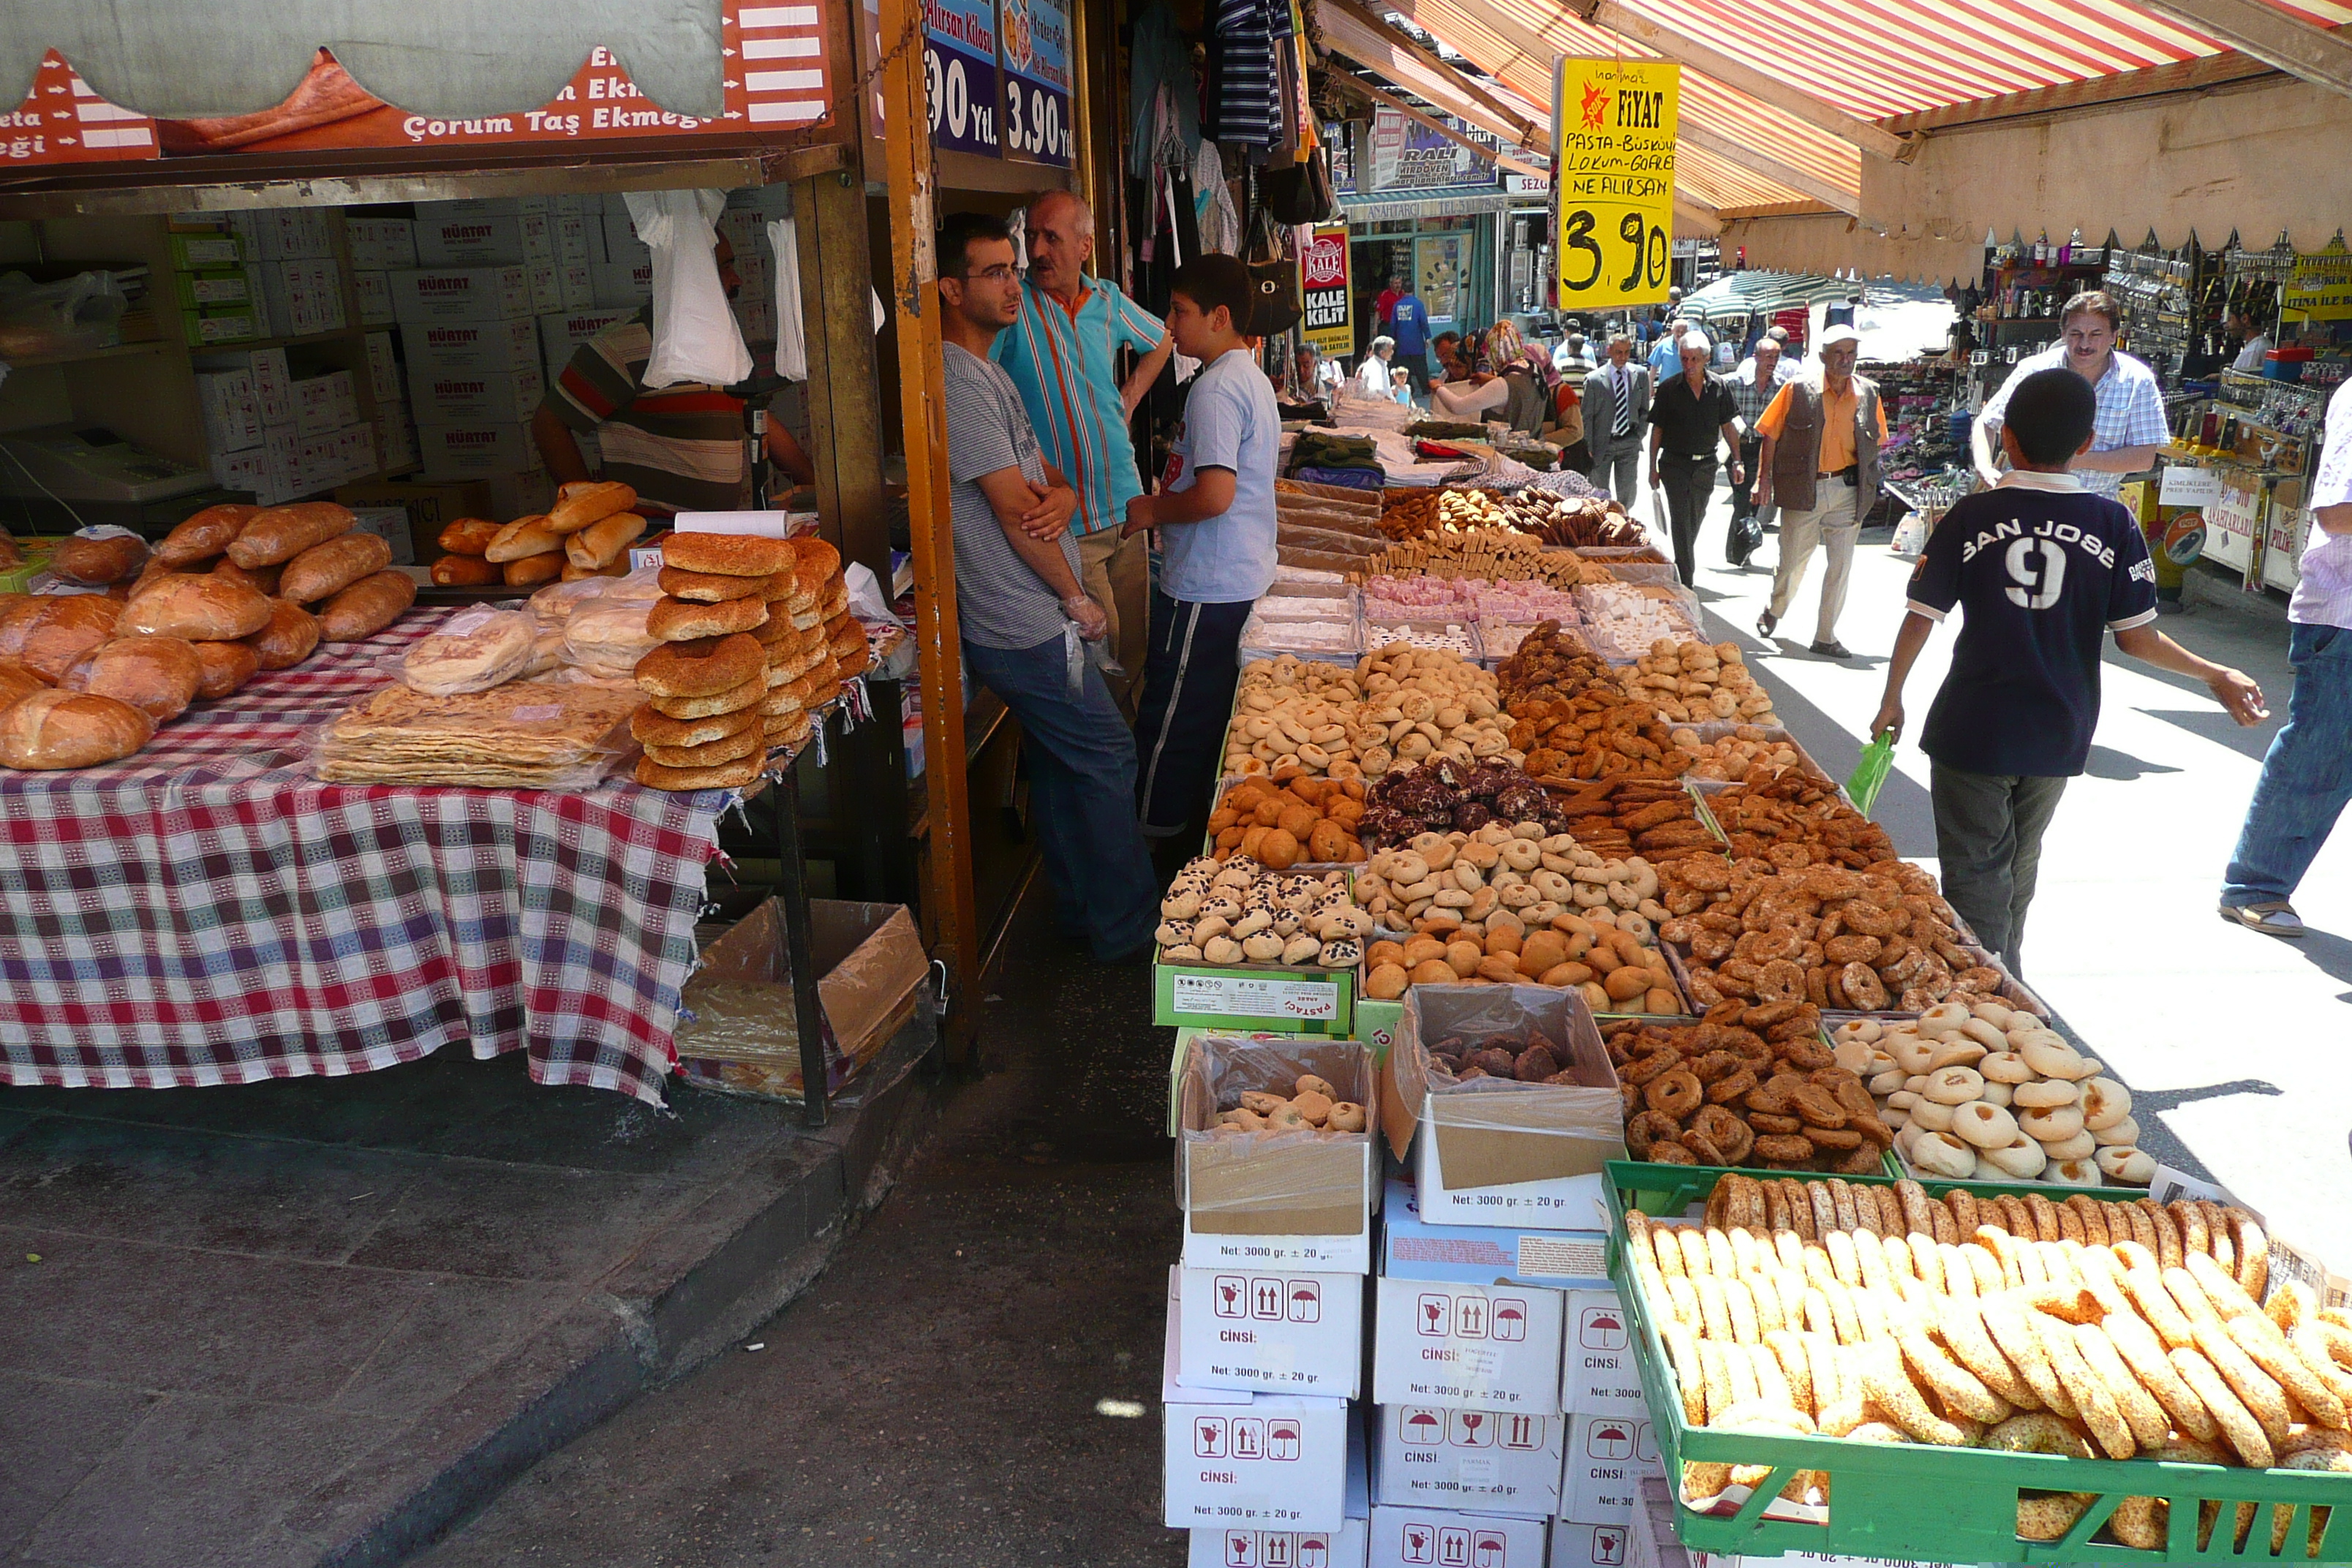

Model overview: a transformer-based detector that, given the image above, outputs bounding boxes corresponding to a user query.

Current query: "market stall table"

[0,605,742,1106]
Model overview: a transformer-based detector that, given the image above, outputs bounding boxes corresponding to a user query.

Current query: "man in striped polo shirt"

[535,238,814,515]
[992,191,1175,675]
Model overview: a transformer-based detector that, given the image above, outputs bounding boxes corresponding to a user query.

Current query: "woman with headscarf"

[1429,320,1520,420]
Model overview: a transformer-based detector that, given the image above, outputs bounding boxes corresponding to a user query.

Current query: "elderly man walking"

[992,189,1177,675]
[1646,329,1744,587]
[1972,290,2166,499]
[1752,324,1885,658]
[1725,336,1793,568]
[1583,333,1652,508]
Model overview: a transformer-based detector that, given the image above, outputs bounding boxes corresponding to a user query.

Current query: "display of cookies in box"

[1155,856,1368,970]
[1207,774,1368,864]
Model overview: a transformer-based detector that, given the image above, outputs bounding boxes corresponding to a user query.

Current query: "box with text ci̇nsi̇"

[1164,1269,1353,1532]
[1383,987,1624,1232]
[1368,1506,1548,1568]
[1373,1402,1564,1518]
[1186,1402,1370,1568]
[1558,1289,1643,1417]
[1559,1414,1660,1529]
[1371,1278,1562,1416]
[1178,1267,1362,1398]
[1179,1034,1378,1274]
[1379,1181,1610,1294]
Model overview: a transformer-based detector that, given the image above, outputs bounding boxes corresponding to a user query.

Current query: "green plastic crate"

[1602,1160,2352,1562]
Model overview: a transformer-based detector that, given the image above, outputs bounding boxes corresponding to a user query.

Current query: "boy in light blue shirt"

[1123,253,1280,848]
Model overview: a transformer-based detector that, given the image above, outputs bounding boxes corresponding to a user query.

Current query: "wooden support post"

[792,170,890,581]
[876,0,981,1060]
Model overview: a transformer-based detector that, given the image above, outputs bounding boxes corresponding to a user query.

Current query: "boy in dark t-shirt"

[1871,369,2266,973]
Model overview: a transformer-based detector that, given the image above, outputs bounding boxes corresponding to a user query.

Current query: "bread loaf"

[0,656,51,709]
[316,571,417,641]
[657,565,766,603]
[758,683,805,717]
[559,559,630,581]
[402,611,537,696]
[750,611,797,646]
[634,633,764,698]
[546,480,637,535]
[0,595,48,655]
[53,532,150,586]
[486,516,562,562]
[437,517,500,557]
[647,594,766,641]
[630,701,759,749]
[633,751,764,791]
[242,600,321,670]
[281,532,395,604]
[794,535,843,581]
[431,554,502,587]
[213,557,284,596]
[226,502,355,568]
[19,595,125,680]
[660,532,794,576]
[64,634,203,721]
[642,725,764,769]
[120,574,275,641]
[649,674,764,720]
[157,504,258,568]
[565,598,660,674]
[192,638,261,699]
[503,553,565,587]
[565,511,646,570]
[0,689,154,769]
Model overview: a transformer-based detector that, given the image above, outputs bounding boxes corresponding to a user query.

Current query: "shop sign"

[1503,171,1550,195]
[1302,225,1352,358]
[995,0,1071,167]
[1,3,834,168]
[1368,107,1485,192]
[925,0,1003,157]
[1550,56,1679,310]
[2210,478,2261,541]
[2283,240,2352,322]
[2157,464,2224,507]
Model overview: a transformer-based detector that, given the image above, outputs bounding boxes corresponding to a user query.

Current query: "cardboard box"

[672,899,931,1101]
[176,307,259,347]
[486,467,554,521]
[1164,1270,1353,1532]
[1373,1403,1564,1517]
[407,363,545,424]
[345,217,418,271]
[195,347,292,427]
[557,263,598,311]
[1560,1289,1643,1418]
[167,232,244,270]
[170,270,250,309]
[414,421,534,480]
[1380,1181,1610,1293]
[390,267,534,324]
[260,258,347,338]
[1186,1352,1372,1568]
[333,478,496,559]
[353,271,394,326]
[591,257,654,306]
[1177,1035,1377,1274]
[1368,1507,1547,1568]
[1371,1278,1564,1415]
[375,412,419,474]
[292,422,377,494]
[1384,988,1625,1232]
[1177,1267,1362,1398]
[1621,1476,1681,1568]
[362,331,402,404]
[414,208,528,267]
[292,371,360,438]
[211,444,276,498]
[233,208,333,262]
[347,505,417,565]
[1558,1414,1660,1529]
[1155,957,1355,1034]
[193,369,262,456]
[539,308,634,376]
[1550,1521,1634,1568]
[407,317,541,379]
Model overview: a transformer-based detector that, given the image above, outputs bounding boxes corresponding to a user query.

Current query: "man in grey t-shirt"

[938,212,1157,962]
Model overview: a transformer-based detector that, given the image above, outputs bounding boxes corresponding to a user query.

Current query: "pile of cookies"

[1624,1172,2348,1550]
[1219,647,1515,784]
[1706,769,1896,872]
[1603,1004,1891,1173]
[1838,1002,2153,1186]
[1545,776,1722,860]
[1677,725,1823,783]
[1617,639,1779,725]
[1207,774,1368,864]
[1657,857,2009,1014]
[1207,1072,1369,1136]
[1421,1026,1587,1085]
[1155,856,1369,970]
[1352,758,1575,849]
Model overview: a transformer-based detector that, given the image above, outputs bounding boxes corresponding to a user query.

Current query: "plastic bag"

[401,608,540,696]
[769,216,805,382]
[624,189,752,390]
[1847,734,1896,817]
[0,270,128,360]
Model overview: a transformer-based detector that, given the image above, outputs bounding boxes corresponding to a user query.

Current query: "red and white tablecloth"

[0,606,729,1104]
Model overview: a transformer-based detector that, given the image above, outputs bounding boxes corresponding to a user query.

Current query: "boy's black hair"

[1169,254,1255,333]
[936,211,1014,278]
[2005,367,2098,466]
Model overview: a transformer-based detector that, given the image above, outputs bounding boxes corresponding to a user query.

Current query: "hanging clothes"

[1210,0,1278,148]
[1194,140,1240,257]
[1128,3,1200,178]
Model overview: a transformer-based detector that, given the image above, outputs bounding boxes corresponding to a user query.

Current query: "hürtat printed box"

[362,332,402,405]
[407,317,542,381]
[1373,1403,1563,1517]
[1178,1035,1378,1274]
[413,421,535,481]
[405,363,546,425]
[1186,1399,1371,1568]
[1368,1506,1547,1568]
[390,267,535,325]
[1179,1267,1362,1398]
[1379,1181,1610,1293]
[1383,987,1625,1233]
[1549,1520,1633,1568]
[1558,1414,1660,1529]
[413,208,529,267]
[1558,1289,1643,1417]
[592,257,655,306]
[1371,1278,1563,1415]
[1163,1270,1353,1531]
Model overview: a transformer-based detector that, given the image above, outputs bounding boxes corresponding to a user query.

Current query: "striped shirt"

[1980,343,2168,499]
[992,275,1162,536]
[2291,378,2352,630]
[544,307,750,516]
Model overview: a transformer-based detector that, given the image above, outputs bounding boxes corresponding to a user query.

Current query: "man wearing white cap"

[1646,327,1744,587]
[1751,323,1885,657]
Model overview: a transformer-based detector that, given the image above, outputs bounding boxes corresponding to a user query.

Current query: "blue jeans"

[2223,622,2352,908]
[962,633,1158,960]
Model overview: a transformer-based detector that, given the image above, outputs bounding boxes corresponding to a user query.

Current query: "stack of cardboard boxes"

[165,228,259,347]
[222,209,351,341]
[193,345,380,507]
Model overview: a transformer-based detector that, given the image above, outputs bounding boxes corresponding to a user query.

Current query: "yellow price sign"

[1553,58,1679,311]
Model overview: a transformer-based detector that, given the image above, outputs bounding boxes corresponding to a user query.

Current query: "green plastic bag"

[1847,734,1896,817]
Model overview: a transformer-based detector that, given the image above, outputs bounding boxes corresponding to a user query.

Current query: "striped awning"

[1677,270,1856,323]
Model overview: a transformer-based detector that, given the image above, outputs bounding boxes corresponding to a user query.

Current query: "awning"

[1316,3,1548,152]
[1678,270,1856,323]
[1341,186,1519,221]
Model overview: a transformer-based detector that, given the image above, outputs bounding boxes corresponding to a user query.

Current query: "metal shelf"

[3,339,171,370]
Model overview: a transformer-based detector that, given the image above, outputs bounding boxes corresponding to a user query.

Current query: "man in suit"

[1583,332,1651,506]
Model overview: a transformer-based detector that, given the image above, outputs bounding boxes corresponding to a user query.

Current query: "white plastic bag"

[624,189,753,390]
[769,216,806,382]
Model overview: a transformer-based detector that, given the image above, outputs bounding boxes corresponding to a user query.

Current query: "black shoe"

[1756,611,1778,639]
[1809,639,1855,658]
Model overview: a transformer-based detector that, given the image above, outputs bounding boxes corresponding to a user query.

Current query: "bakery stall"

[0,0,976,1116]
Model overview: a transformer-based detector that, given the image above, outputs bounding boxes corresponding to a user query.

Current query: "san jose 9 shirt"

[1907,470,2160,777]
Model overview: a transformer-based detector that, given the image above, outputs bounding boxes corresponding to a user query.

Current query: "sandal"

[1809,639,1854,659]
[1756,611,1778,639]
[2218,902,2305,938]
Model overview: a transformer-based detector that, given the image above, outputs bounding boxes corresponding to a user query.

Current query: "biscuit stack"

[629,530,792,791]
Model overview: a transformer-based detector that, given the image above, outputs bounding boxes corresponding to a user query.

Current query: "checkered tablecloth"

[0,606,733,1104]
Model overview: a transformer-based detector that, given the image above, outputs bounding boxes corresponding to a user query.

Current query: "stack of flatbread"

[314,677,642,788]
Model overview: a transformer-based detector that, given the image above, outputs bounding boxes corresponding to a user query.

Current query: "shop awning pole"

[877,0,981,1061]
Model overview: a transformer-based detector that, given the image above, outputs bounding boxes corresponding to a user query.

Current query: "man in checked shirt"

[992,190,1177,678]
